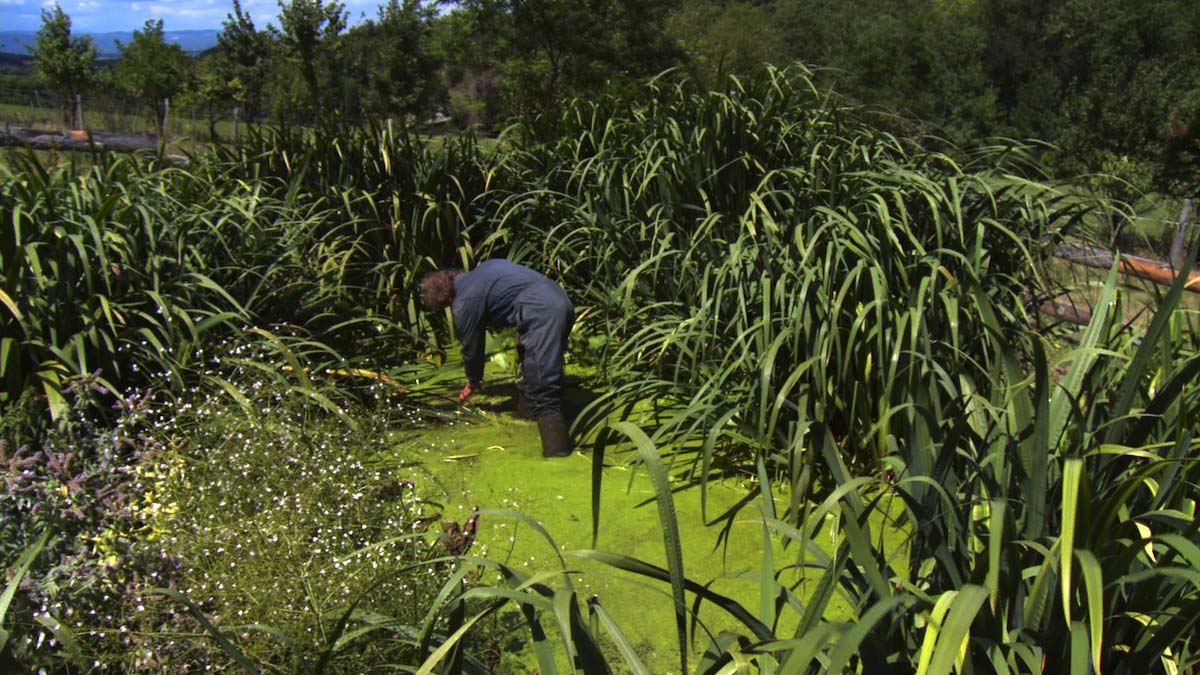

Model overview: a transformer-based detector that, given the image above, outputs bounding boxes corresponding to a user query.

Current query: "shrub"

[0,374,171,671]
[119,354,455,672]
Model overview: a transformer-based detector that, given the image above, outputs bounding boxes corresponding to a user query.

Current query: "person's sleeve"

[454,299,486,384]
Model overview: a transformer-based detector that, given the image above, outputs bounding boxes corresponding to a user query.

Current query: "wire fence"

[0,82,241,144]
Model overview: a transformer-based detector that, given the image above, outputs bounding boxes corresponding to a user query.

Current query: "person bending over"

[421,259,575,458]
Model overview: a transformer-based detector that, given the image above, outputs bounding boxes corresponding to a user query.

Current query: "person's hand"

[457,381,481,404]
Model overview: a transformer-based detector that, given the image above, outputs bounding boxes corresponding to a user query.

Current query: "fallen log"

[2,126,155,151]
[1054,243,1200,293]
[1036,297,1093,326]
[0,126,187,164]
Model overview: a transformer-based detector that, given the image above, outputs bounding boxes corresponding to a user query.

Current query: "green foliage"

[452,265,1200,673]
[445,0,681,120]
[213,0,275,121]
[500,67,1087,486]
[668,0,785,89]
[0,122,503,421]
[111,20,193,135]
[338,0,443,122]
[15,0,1200,187]
[274,0,348,119]
[1161,89,1200,195]
[0,534,47,663]
[5,62,1200,671]
[0,151,248,417]
[411,67,1195,670]
[0,380,166,672]
[129,364,450,672]
[29,4,96,127]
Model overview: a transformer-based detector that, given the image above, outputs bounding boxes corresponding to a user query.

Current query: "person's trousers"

[515,281,575,420]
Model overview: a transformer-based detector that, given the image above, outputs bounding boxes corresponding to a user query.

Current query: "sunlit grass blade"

[925,585,988,675]
[567,550,773,641]
[0,532,48,654]
[610,421,689,672]
[588,596,651,675]
[1060,457,1083,624]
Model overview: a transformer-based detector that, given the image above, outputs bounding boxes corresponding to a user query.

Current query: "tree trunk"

[159,97,169,153]
[1169,198,1194,269]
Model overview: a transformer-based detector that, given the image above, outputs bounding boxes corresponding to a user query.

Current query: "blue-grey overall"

[452,259,575,419]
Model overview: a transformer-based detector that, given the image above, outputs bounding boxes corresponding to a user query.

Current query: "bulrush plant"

[191,122,513,361]
[0,133,472,424]
[205,122,504,272]
[417,274,1200,672]
[496,65,1092,484]
[0,150,254,418]
[417,66,1197,670]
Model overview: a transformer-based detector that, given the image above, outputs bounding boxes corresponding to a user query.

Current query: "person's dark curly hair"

[420,270,460,309]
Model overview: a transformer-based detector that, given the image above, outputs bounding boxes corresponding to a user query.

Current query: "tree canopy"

[21,0,1200,192]
[29,4,97,127]
[112,20,192,135]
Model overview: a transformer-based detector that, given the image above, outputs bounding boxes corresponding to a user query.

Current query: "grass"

[0,102,65,129]
[0,101,239,142]
[1071,190,1191,260]
[0,102,501,159]
[1111,193,1191,259]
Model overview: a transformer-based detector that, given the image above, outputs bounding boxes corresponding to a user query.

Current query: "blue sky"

[2,0,385,33]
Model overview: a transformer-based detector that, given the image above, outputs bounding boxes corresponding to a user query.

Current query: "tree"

[667,1,785,88]
[338,0,443,122]
[431,6,505,128]
[445,0,682,119]
[30,5,96,129]
[215,0,275,121]
[1044,0,1200,184]
[276,0,347,117]
[112,20,192,136]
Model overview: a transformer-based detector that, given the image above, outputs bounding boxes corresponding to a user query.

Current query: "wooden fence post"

[1169,198,1194,269]
[161,97,169,151]
[74,94,83,130]
[233,105,240,145]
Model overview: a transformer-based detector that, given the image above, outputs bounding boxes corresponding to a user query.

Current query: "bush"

[121,353,455,672]
[0,375,171,671]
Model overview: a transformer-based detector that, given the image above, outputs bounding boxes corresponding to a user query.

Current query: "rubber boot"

[515,389,532,419]
[537,412,572,458]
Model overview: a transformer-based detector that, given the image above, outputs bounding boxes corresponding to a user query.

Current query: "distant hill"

[0,52,33,72]
[0,29,219,58]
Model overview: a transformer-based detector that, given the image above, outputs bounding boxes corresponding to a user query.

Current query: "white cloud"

[7,0,389,32]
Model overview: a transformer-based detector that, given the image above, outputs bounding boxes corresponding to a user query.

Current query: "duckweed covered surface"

[395,419,793,670]
[377,370,863,671]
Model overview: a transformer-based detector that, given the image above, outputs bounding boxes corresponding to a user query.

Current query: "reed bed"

[3,65,1199,672]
